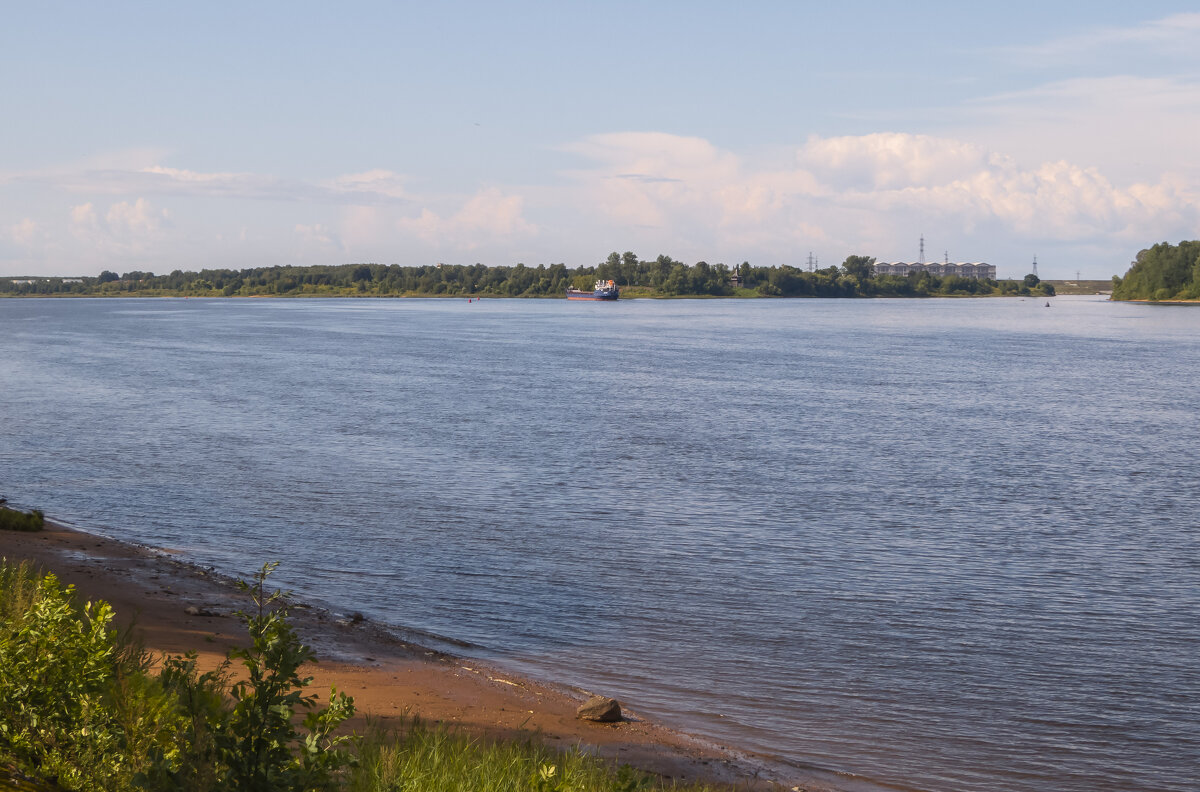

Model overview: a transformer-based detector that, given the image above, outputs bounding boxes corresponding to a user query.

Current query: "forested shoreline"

[1111,241,1200,301]
[1,252,1054,298]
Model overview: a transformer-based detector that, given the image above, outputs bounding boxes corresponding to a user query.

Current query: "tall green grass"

[346,719,699,792]
[0,506,45,532]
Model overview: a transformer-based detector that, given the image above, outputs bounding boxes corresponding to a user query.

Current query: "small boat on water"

[566,279,619,301]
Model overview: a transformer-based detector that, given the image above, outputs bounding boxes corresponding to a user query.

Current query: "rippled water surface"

[2,296,1197,792]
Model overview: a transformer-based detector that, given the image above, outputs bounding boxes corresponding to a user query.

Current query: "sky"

[2,1,1198,280]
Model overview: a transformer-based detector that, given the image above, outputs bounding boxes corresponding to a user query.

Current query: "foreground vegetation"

[0,253,1050,299]
[0,558,713,792]
[1111,240,1200,301]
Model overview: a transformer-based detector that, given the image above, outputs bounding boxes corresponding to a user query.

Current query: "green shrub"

[0,560,356,792]
[214,562,357,792]
[0,564,174,791]
[138,650,228,792]
[0,507,45,532]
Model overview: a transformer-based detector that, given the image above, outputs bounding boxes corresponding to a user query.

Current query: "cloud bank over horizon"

[5,126,1195,279]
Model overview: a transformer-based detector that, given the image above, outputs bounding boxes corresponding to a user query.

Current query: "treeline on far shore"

[0,253,1055,299]
[1111,240,1200,301]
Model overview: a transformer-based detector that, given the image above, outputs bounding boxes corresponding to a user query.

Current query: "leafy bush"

[0,563,176,790]
[0,560,356,792]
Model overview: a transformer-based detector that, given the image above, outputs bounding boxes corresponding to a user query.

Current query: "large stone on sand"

[576,695,622,722]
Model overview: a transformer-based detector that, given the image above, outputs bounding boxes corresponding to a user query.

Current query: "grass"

[1043,280,1113,295]
[347,718,697,792]
[0,506,45,532]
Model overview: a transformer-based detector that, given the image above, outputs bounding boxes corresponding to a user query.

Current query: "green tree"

[1112,240,1200,300]
[841,255,875,281]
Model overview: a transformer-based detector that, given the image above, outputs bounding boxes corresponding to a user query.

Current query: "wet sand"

[0,518,850,791]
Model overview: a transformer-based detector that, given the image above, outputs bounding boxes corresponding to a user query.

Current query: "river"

[1,295,1196,792]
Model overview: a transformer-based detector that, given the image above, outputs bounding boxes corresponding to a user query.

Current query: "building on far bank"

[874,261,996,279]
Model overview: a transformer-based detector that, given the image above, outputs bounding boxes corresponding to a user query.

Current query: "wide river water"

[1,296,1197,792]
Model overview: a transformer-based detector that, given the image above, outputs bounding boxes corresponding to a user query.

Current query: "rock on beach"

[576,695,622,723]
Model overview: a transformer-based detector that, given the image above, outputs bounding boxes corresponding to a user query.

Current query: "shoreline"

[0,516,860,792]
[1,291,1068,301]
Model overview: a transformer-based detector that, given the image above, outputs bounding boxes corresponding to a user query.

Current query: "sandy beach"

[0,517,843,791]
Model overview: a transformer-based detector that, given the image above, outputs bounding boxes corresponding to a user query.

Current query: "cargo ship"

[566,279,619,301]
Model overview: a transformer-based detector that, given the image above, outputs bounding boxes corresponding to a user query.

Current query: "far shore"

[0,516,854,792]
[1119,298,1200,305]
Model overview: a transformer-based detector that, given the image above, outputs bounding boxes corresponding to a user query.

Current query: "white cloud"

[329,170,410,200]
[397,187,536,250]
[952,74,1200,184]
[69,202,100,236]
[10,161,414,205]
[9,218,39,247]
[797,133,997,192]
[68,198,168,255]
[1011,12,1200,64]
[560,130,1200,264]
[559,132,817,249]
[107,198,168,237]
[294,223,342,250]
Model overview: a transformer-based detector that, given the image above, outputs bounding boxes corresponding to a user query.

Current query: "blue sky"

[2,2,1198,279]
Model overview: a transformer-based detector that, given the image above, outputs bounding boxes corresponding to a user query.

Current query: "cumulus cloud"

[397,187,536,249]
[797,133,998,191]
[107,198,168,237]
[789,132,1194,239]
[69,203,100,236]
[69,198,168,254]
[560,130,1200,262]
[950,73,1200,187]
[294,223,342,250]
[7,218,39,247]
[559,132,821,249]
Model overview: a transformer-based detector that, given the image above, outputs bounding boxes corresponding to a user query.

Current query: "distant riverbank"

[0,284,1072,300]
[1,259,1060,299]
